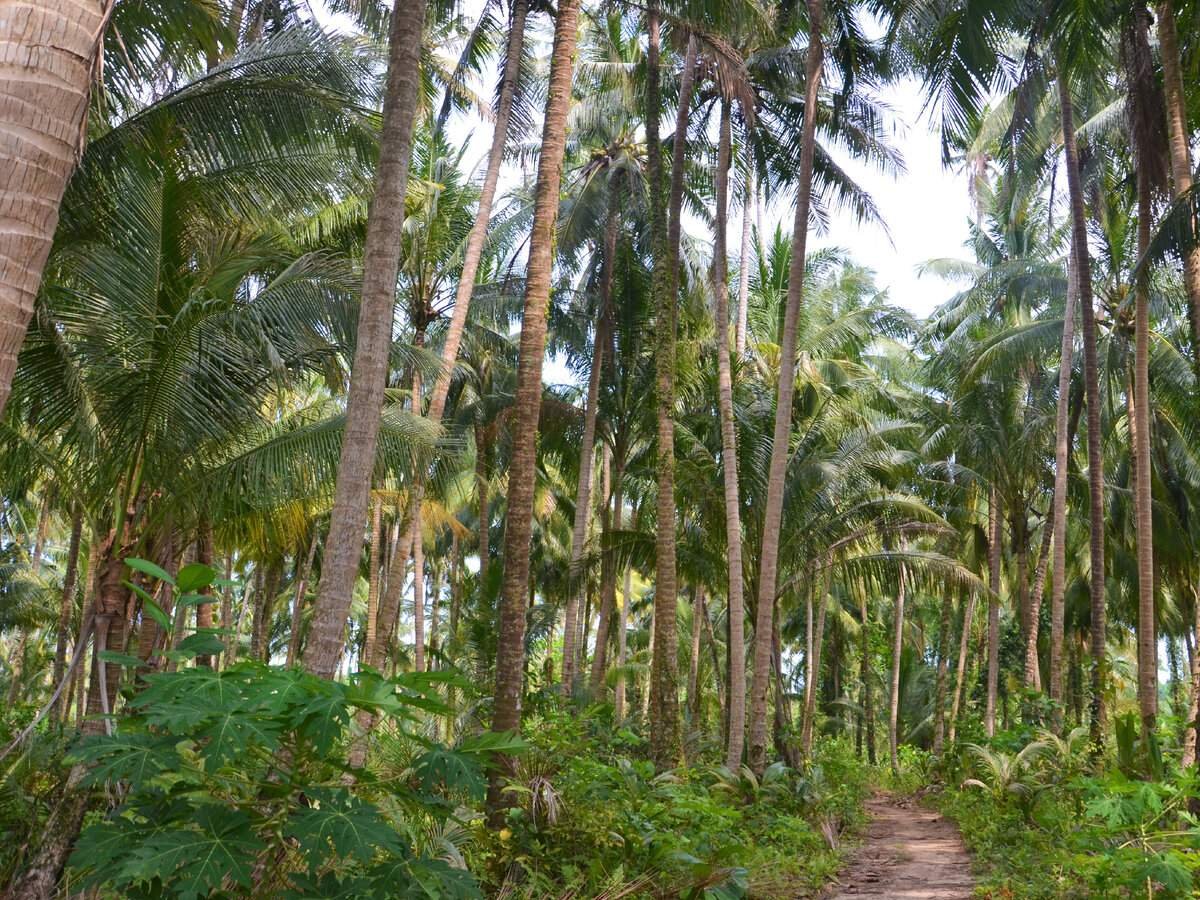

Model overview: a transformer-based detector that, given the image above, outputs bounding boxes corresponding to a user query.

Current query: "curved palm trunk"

[750,0,824,774]
[647,26,698,769]
[304,0,427,679]
[889,563,908,770]
[487,0,581,815]
[0,0,106,419]
[1023,511,1053,690]
[800,568,829,757]
[1057,66,1107,747]
[948,585,975,745]
[1047,281,1077,712]
[713,101,747,770]
[425,0,528,425]
[985,486,1001,738]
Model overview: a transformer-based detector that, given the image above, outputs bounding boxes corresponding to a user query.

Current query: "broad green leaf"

[175,632,226,658]
[176,562,216,593]
[140,596,172,632]
[97,650,146,668]
[125,557,174,585]
[284,791,403,870]
[70,733,182,787]
[123,806,264,900]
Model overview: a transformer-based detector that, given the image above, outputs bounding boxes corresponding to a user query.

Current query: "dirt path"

[823,795,976,899]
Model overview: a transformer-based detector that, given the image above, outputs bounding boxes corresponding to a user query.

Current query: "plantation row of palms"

[1,0,1199,895]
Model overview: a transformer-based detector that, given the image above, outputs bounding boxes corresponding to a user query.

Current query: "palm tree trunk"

[363,498,383,667]
[0,0,106,419]
[52,510,83,710]
[1183,588,1200,767]
[1024,512,1053,690]
[933,590,954,756]
[1047,279,1077,714]
[647,27,699,768]
[859,582,876,765]
[590,455,621,694]
[800,569,829,758]
[425,0,529,425]
[475,426,490,585]
[985,486,1001,738]
[1057,59,1107,748]
[889,562,908,770]
[304,0,427,679]
[219,555,233,670]
[1155,0,1200,360]
[286,531,319,668]
[1127,4,1157,739]
[749,0,825,775]
[562,287,609,692]
[615,560,631,720]
[949,585,975,745]
[412,505,426,673]
[195,519,216,667]
[712,100,748,770]
[735,149,754,357]
[687,586,706,728]
[373,505,412,669]
[487,0,582,814]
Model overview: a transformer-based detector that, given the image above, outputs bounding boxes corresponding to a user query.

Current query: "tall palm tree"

[749,0,825,774]
[305,0,428,679]
[488,0,582,810]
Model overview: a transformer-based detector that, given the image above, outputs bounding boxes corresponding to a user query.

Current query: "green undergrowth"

[930,717,1200,899]
[472,706,872,898]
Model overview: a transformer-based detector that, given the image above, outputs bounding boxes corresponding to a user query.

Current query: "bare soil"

[822,794,977,899]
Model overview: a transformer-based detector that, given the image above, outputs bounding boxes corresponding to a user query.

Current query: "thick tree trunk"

[749,0,824,774]
[487,0,581,815]
[713,100,748,771]
[985,487,1001,738]
[286,531,320,668]
[304,0,427,679]
[1057,61,1107,748]
[648,29,699,769]
[0,0,106,418]
[889,563,908,770]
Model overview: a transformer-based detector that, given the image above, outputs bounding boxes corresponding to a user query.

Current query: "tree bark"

[949,586,975,745]
[1183,588,1200,767]
[933,590,954,756]
[363,498,383,667]
[985,486,1001,737]
[889,563,908,770]
[304,0,427,679]
[0,0,106,418]
[475,426,490,585]
[615,559,631,721]
[487,0,581,815]
[412,504,426,673]
[801,567,829,757]
[373,505,412,669]
[286,530,319,668]
[749,0,824,775]
[195,519,216,667]
[735,149,754,357]
[713,99,748,771]
[1155,0,1200,363]
[687,586,705,727]
[590,454,621,695]
[648,27,699,769]
[859,582,876,765]
[1128,4,1157,740]
[1057,60,1107,748]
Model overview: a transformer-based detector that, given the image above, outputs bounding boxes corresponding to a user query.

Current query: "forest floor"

[822,793,977,899]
